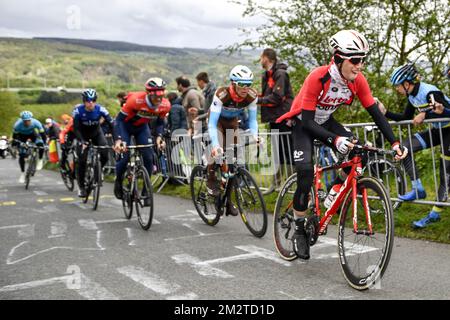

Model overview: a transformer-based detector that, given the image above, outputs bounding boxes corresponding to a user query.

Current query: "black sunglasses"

[348,57,367,65]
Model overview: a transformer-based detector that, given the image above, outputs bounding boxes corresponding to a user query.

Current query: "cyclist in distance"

[276,30,408,260]
[12,111,47,183]
[72,89,114,198]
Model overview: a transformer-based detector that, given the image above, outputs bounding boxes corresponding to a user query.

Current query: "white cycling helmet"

[229,65,254,84]
[329,30,369,58]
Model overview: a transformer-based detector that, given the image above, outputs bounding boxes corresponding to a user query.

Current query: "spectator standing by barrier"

[258,48,294,180]
[176,76,205,136]
[167,92,188,132]
[196,72,217,114]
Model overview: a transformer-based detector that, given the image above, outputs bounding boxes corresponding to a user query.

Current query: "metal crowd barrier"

[148,118,450,208]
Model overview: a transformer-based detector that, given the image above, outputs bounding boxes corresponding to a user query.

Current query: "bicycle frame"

[312,154,372,236]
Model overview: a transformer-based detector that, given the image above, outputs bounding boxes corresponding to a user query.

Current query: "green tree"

[230,0,449,120]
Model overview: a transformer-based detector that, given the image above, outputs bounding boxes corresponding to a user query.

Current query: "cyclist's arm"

[35,121,47,142]
[114,111,127,142]
[208,95,222,148]
[302,110,338,145]
[248,98,258,138]
[72,113,85,144]
[385,102,415,121]
[366,103,397,144]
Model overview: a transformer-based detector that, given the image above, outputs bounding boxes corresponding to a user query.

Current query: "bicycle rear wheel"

[273,173,298,260]
[235,168,267,238]
[190,165,221,226]
[135,166,154,230]
[338,176,394,291]
[121,169,133,220]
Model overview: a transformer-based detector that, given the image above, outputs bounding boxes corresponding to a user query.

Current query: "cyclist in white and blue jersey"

[207,65,259,216]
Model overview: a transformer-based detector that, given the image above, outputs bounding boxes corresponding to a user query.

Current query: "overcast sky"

[0,0,265,49]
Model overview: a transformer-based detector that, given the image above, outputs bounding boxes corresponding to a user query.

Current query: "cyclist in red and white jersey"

[276,30,408,260]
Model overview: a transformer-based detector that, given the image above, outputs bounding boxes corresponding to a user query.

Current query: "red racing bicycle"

[273,142,396,290]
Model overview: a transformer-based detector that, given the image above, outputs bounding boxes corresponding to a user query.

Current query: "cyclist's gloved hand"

[392,142,408,160]
[334,136,354,154]
[113,140,126,153]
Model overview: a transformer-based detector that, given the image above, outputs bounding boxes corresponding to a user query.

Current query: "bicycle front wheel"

[190,165,221,226]
[235,168,267,238]
[25,156,35,190]
[273,173,298,260]
[135,167,154,230]
[92,158,102,211]
[338,176,394,291]
[121,170,133,220]
[60,160,75,192]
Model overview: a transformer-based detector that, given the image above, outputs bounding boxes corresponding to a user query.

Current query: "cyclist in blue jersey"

[73,89,114,198]
[207,65,259,216]
[12,111,47,183]
[379,63,450,228]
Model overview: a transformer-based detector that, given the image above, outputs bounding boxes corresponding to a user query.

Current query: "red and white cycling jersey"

[277,62,375,125]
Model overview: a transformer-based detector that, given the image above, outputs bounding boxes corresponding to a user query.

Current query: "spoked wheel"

[190,165,221,226]
[83,165,93,204]
[60,160,75,192]
[365,159,405,210]
[92,159,102,211]
[121,171,133,220]
[338,176,394,291]
[234,168,267,238]
[135,167,154,230]
[25,156,35,190]
[273,173,298,260]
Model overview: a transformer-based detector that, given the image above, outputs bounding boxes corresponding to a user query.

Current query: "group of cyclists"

[8,29,450,262]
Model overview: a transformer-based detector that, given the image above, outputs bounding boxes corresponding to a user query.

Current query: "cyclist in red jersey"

[276,30,408,260]
[113,77,171,202]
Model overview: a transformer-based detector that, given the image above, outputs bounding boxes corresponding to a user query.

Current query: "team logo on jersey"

[331,87,338,92]
[293,150,304,162]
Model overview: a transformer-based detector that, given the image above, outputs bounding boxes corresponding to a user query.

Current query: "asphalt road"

[0,158,449,300]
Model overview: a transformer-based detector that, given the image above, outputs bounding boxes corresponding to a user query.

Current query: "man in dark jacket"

[167,92,188,132]
[258,48,294,179]
[196,72,217,114]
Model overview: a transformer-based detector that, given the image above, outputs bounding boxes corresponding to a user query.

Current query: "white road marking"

[164,231,234,242]
[96,230,105,250]
[78,219,98,230]
[6,241,103,265]
[51,221,67,236]
[125,228,136,246]
[234,245,292,267]
[172,254,234,279]
[117,266,181,295]
[18,224,35,238]
[278,291,303,300]
[33,190,48,196]
[0,273,118,300]
[0,224,29,230]
[182,223,205,236]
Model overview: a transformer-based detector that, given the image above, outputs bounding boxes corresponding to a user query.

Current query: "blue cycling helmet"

[82,88,98,102]
[390,63,419,86]
[20,111,33,121]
